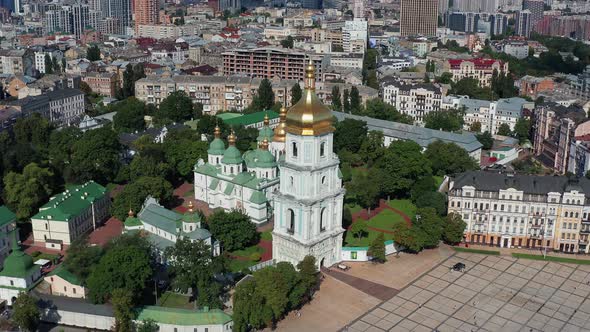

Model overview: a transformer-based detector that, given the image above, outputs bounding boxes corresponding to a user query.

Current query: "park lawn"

[228,259,257,273]
[159,291,192,309]
[367,209,406,230]
[512,253,590,265]
[433,176,444,189]
[260,231,272,241]
[386,199,417,218]
[344,229,394,247]
[453,247,500,255]
[230,245,262,258]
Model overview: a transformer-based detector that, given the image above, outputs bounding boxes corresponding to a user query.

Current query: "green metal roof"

[249,191,267,205]
[0,206,16,227]
[208,138,226,155]
[138,202,182,234]
[49,265,82,286]
[32,182,107,222]
[209,178,219,190]
[194,163,218,176]
[215,112,242,121]
[184,228,212,241]
[222,146,243,164]
[219,110,279,127]
[256,150,276,168]
[181,211,201,223]
[124,216,142,227]
[136,306,232,326]
[224,183,235,195]
[0,231,37,278]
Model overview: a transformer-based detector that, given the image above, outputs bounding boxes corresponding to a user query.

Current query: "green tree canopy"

[86,44,101,61]
[424,109,464,132]
[470,121,482,133]
[112,98,147,133]
[157,90,195,123]
[513,118,531,143]
[333,118,368,153]
[87,233,154,304]
[368,233,386,263]
[291,83,302,106]
[497,123,512,136]
[111,176,174,221]
[281,35,294,48]
[248,78,275,112]
[12,292,40,332]
[358,130,385,166]
[207,209,258,252]
[476,131,494,150]
[347,168,381,212]
[349,86,362,114]
[443,213,467,244]
[64,235,104,283]
[413,208,443,249]
[350,220,368,240]
[377,140,432,197]
[424,140,478,176]
[363,98,413,124]
[69,127,122,184]
[111,288,135,332]
[331,85,342,112]
[3,163,56,220]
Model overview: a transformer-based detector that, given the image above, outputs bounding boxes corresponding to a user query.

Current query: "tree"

[470,121,482,133]
[163,137,208,179]
[443,213,467,244]
[87,233,154,304]
[13,113,52,149]
[296,256,319,300]
[52,56,60,73]
[69,127,122,184]
[476,131,494,150]
[111,176,174,221]
[333,118,367,153]
[358,130,385,166]
[349,86,361,114]
[112,97,146,133]
[250,78,275,112]
[350,220,368,240]
[497,123,512,136]
[281,35,294,48]
[413,208,443,249]
[3,163,56,220]
[253,262,300,319]
[86,44,101,61]
[121,64,135,99]
[450,77,494,100]
[44,53,53,74]
[368,233,386,263]
[111,288,135,332]
[424,109,464,132]
[514,118,531,143]
[12,292,40,332]
[157,90,194,123]
[347,169,381,213]
[435,72,453,84]
[233,278,273,332]
[291,83,302,106]
[136,319,159,332]
[391,221,423,253]
[424,141,478,176]
[207,209,258,251]
[343,89,350,113]
[165,238,223,308]
[64,235,103,283]
[80,81,92,95]
[363,98,413,123]
[342,206,352,229]
[414,191,447,216]
[377,141,432,197]
[331,85,342,112]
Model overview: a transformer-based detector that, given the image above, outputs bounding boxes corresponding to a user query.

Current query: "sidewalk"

[465,243,590,260]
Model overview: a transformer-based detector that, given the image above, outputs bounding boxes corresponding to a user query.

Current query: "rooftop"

[32,182,107,222]
[136,306,232,326]
[0,206,16,227]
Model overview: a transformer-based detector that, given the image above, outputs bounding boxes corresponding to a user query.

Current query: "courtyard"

[346,252,590,332]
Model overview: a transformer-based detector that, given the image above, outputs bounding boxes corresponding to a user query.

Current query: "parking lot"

[346,253,590,332]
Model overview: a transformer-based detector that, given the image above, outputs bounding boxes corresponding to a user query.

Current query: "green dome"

[257,126,274,142]
[222,146,243,164]
[182,212,201,223]
[1,232,35,278]
[208,138,226,155]
[256,149,276,168]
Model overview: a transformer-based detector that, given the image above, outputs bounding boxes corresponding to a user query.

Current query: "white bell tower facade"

[272,60,345,268]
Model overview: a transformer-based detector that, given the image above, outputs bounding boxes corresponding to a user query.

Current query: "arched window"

[216,157,219,163]
[287,209,295,234]
[321,176,326,185]
[320,142,326,157]
[230,166,234,174]
[290,176,294,187]
[292,142,298,157]
[320,208,326,232]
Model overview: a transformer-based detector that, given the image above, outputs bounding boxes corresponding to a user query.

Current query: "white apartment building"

[381,77,443,124]
[449,171,590,253]
[458,96,533,134]
[328,53,364,69]
[342,18,368,54]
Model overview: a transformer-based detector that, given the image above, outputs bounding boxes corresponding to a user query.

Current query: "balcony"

[581,227,590,234]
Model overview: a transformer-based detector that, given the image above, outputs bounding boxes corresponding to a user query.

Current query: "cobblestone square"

[346,253,590,331]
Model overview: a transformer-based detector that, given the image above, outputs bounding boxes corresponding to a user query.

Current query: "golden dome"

[261,137,269,150]
[214,125,221,138]
[128,209,134,217]
[187,200,194,212]
[263,113,270,126]
[228,129,236,146]
[273,106,288,142]
[285,59,334,136]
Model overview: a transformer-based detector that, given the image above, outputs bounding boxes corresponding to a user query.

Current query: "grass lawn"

[260,231,272,241]
[386,199,417,218]
[228,259,257,273]
[433,176,444,189]
[230,245,262,258]
[367,209,406,230]
[512,253,590,265]
[345,203,363,214]
[344,229,394,247]
[453,247,501,255]
[159,291,192,309]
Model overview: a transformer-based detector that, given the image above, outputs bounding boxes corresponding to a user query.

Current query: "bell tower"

[272,60,345,268]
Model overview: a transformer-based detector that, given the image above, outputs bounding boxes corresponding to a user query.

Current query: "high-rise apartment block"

[134,0,158,33]
[400,0,438,37]
[515,10,532,37]
[523,0,544,26]
[342,19,368,53]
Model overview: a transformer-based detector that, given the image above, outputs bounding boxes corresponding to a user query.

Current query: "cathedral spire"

[261,137,269,150]
[228,129,236,146]
[305,58,316,90]
[263,112,270,126]
[273,106,287,142]
[214,124,221,139]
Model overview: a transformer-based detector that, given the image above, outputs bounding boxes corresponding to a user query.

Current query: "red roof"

[576,134,590,141]
[448,58,503,69]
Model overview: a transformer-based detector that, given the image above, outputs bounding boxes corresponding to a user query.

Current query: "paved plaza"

[346,253,590,332]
